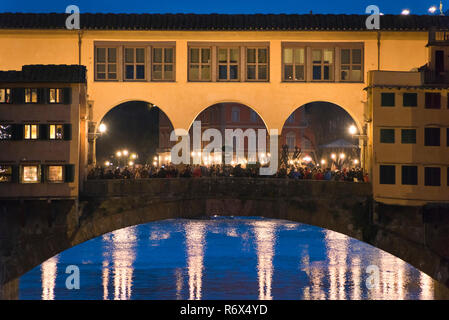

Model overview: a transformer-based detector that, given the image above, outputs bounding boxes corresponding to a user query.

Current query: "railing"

[428,30,449,44]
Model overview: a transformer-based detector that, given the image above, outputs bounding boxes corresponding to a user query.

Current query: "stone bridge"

[1,178,449,299]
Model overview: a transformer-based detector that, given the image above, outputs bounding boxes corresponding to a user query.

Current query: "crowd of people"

[87,163,369,183]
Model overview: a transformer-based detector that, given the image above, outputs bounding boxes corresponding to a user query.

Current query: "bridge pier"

[0,278,19,300]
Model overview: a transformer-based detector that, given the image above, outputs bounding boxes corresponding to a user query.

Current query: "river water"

[19,217,444,300]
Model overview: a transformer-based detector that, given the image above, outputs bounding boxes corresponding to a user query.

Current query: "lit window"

[49,89,63,103]
[0,89,11,103]
[124,47,146,80]
[24,124,38,140]
[47,165,64,183]
[25,88,38,103]
[283,47,305,81]
[246,48,268,81]
[49,124,64,140]
[0,124,12,140]
[312,49,333,81]
[189,48,211,81]
[340,48,362,82]
[0,165,12,182]
[95,47,117,80]
[152,47,175,81]
[21,165,39,183]
[218,47,239,81]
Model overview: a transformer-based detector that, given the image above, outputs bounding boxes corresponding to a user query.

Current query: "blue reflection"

[20,217,437,300]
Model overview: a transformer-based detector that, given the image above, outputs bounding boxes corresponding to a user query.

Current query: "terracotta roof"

[0,65,86,83]
[0,13,449,31]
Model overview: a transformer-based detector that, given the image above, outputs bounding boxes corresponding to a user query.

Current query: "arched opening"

[93,101,174,172]
[280,101,363,180]
[187,103,270,167]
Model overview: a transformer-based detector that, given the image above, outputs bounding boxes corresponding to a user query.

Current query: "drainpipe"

[78,30,83,65]
[377,31,381,70]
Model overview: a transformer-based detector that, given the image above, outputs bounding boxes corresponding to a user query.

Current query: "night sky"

[1,0,446,15]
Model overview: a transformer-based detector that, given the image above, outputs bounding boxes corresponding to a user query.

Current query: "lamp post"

[348,124,368,172]
[88,122,107,168]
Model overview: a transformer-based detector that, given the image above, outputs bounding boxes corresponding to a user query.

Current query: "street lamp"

[339,153,346,160]
[429,6,437,14]
[348,125,357,135]
[331,153,336,160]
[98,123,107,134]
[116,151,122,157]
[321,159,326,165]
[401,9,410,15]
[105,161,110,167]
[123,150,129,157]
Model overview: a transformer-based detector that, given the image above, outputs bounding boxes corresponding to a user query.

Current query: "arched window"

[231,107,240,122]
[250,110,258,122]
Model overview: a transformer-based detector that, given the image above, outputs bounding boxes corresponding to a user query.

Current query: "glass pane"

[230,49,239,63]
[247,49,256,63]
[153,48,163,63]
[201,65,211,80]
[97,64,105,72]
[283,48,293,64]
[50,125,55,139]
[0,89,4,103]
[284,65,293,80]
[258,65,267,80]
[201,49,211,63]
[108,64,116,73]
[351,69,362,81]
[49,89,56,103]
[341,49,350,65]
[136,65,145,79]
[125,65,134,79]
[23,166,38,183]
[0,125,12,140]
[48,166,63,182]
[96,48,106,63]
[189,65,199,80]
[230,65,238,80]
[313,66,321,80]
[247,65,256,79]
[312,50,322,63]
[164,64,173,80]
[24,125,30,139]
[218,65,227,80]
[136,48,145,63]
[218,49,227,63]
[152,65,162,80]
[294,48,304,64]
[97,73,106,80]
[31,125,37,139]
[341,65,350,80]
[352,49,362,64]
[258,49,267,63]
[324,49,333,64]
[190,48,199,63]
[108,48,116,63]
[295,65,305,80]
[56,125,63,139]
[125,48,134,63]
[31,89,37,103]
[0,165,12,182]
[164,48,173,63]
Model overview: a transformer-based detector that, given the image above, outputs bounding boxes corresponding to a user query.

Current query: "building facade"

[0,65,87,198]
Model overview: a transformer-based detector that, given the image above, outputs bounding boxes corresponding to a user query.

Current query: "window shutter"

[11,165,19,183]
[63,88,72,105]
[63,124,72,140]
[40,165,46,183]
[12,124,24,140]
[37,88,47,104]
[12,88,24,104]
[65,164,75,183]
[39,124,48,140]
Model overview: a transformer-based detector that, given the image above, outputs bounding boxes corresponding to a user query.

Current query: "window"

[402,166,418,185]
[403,93,417,107]
[48,89,63,103]
[124,47,146,80]
[218,48,239,81]
[380,165,395,185]
[0,89,11,103]
[0,124,12,140]
[231,107,240,122]
[0,165,12,182]
[246,48,268,81]
[95,47,117,80]
[250,110,258,122]
[24,125,38,140]
[47,165,64,183]
[25,88,38,103]
[21,165,39,183]
[152,47,174,81]
[425,167,441,186]
[401,129,416,144]
[286,132,296,150]
[340,48,362,81]
[425,92,441,109]
[381,93,395,107]
[49,124,64,140]
[189,48,211,81]
[425,127,440,146]
[287,113,295,124]
[380,128,395,143]
[312,49,333,81]
[283,47,305,81]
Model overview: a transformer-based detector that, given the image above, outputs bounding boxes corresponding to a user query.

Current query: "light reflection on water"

[19,217,443,300]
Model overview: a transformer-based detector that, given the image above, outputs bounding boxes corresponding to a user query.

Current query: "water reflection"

[21,218,446,300]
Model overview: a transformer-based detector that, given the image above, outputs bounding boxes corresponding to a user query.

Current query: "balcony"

[423,69,449,84]
[428,30,449,46]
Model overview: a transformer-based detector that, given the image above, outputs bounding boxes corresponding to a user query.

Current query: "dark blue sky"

[0,0,446,15]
